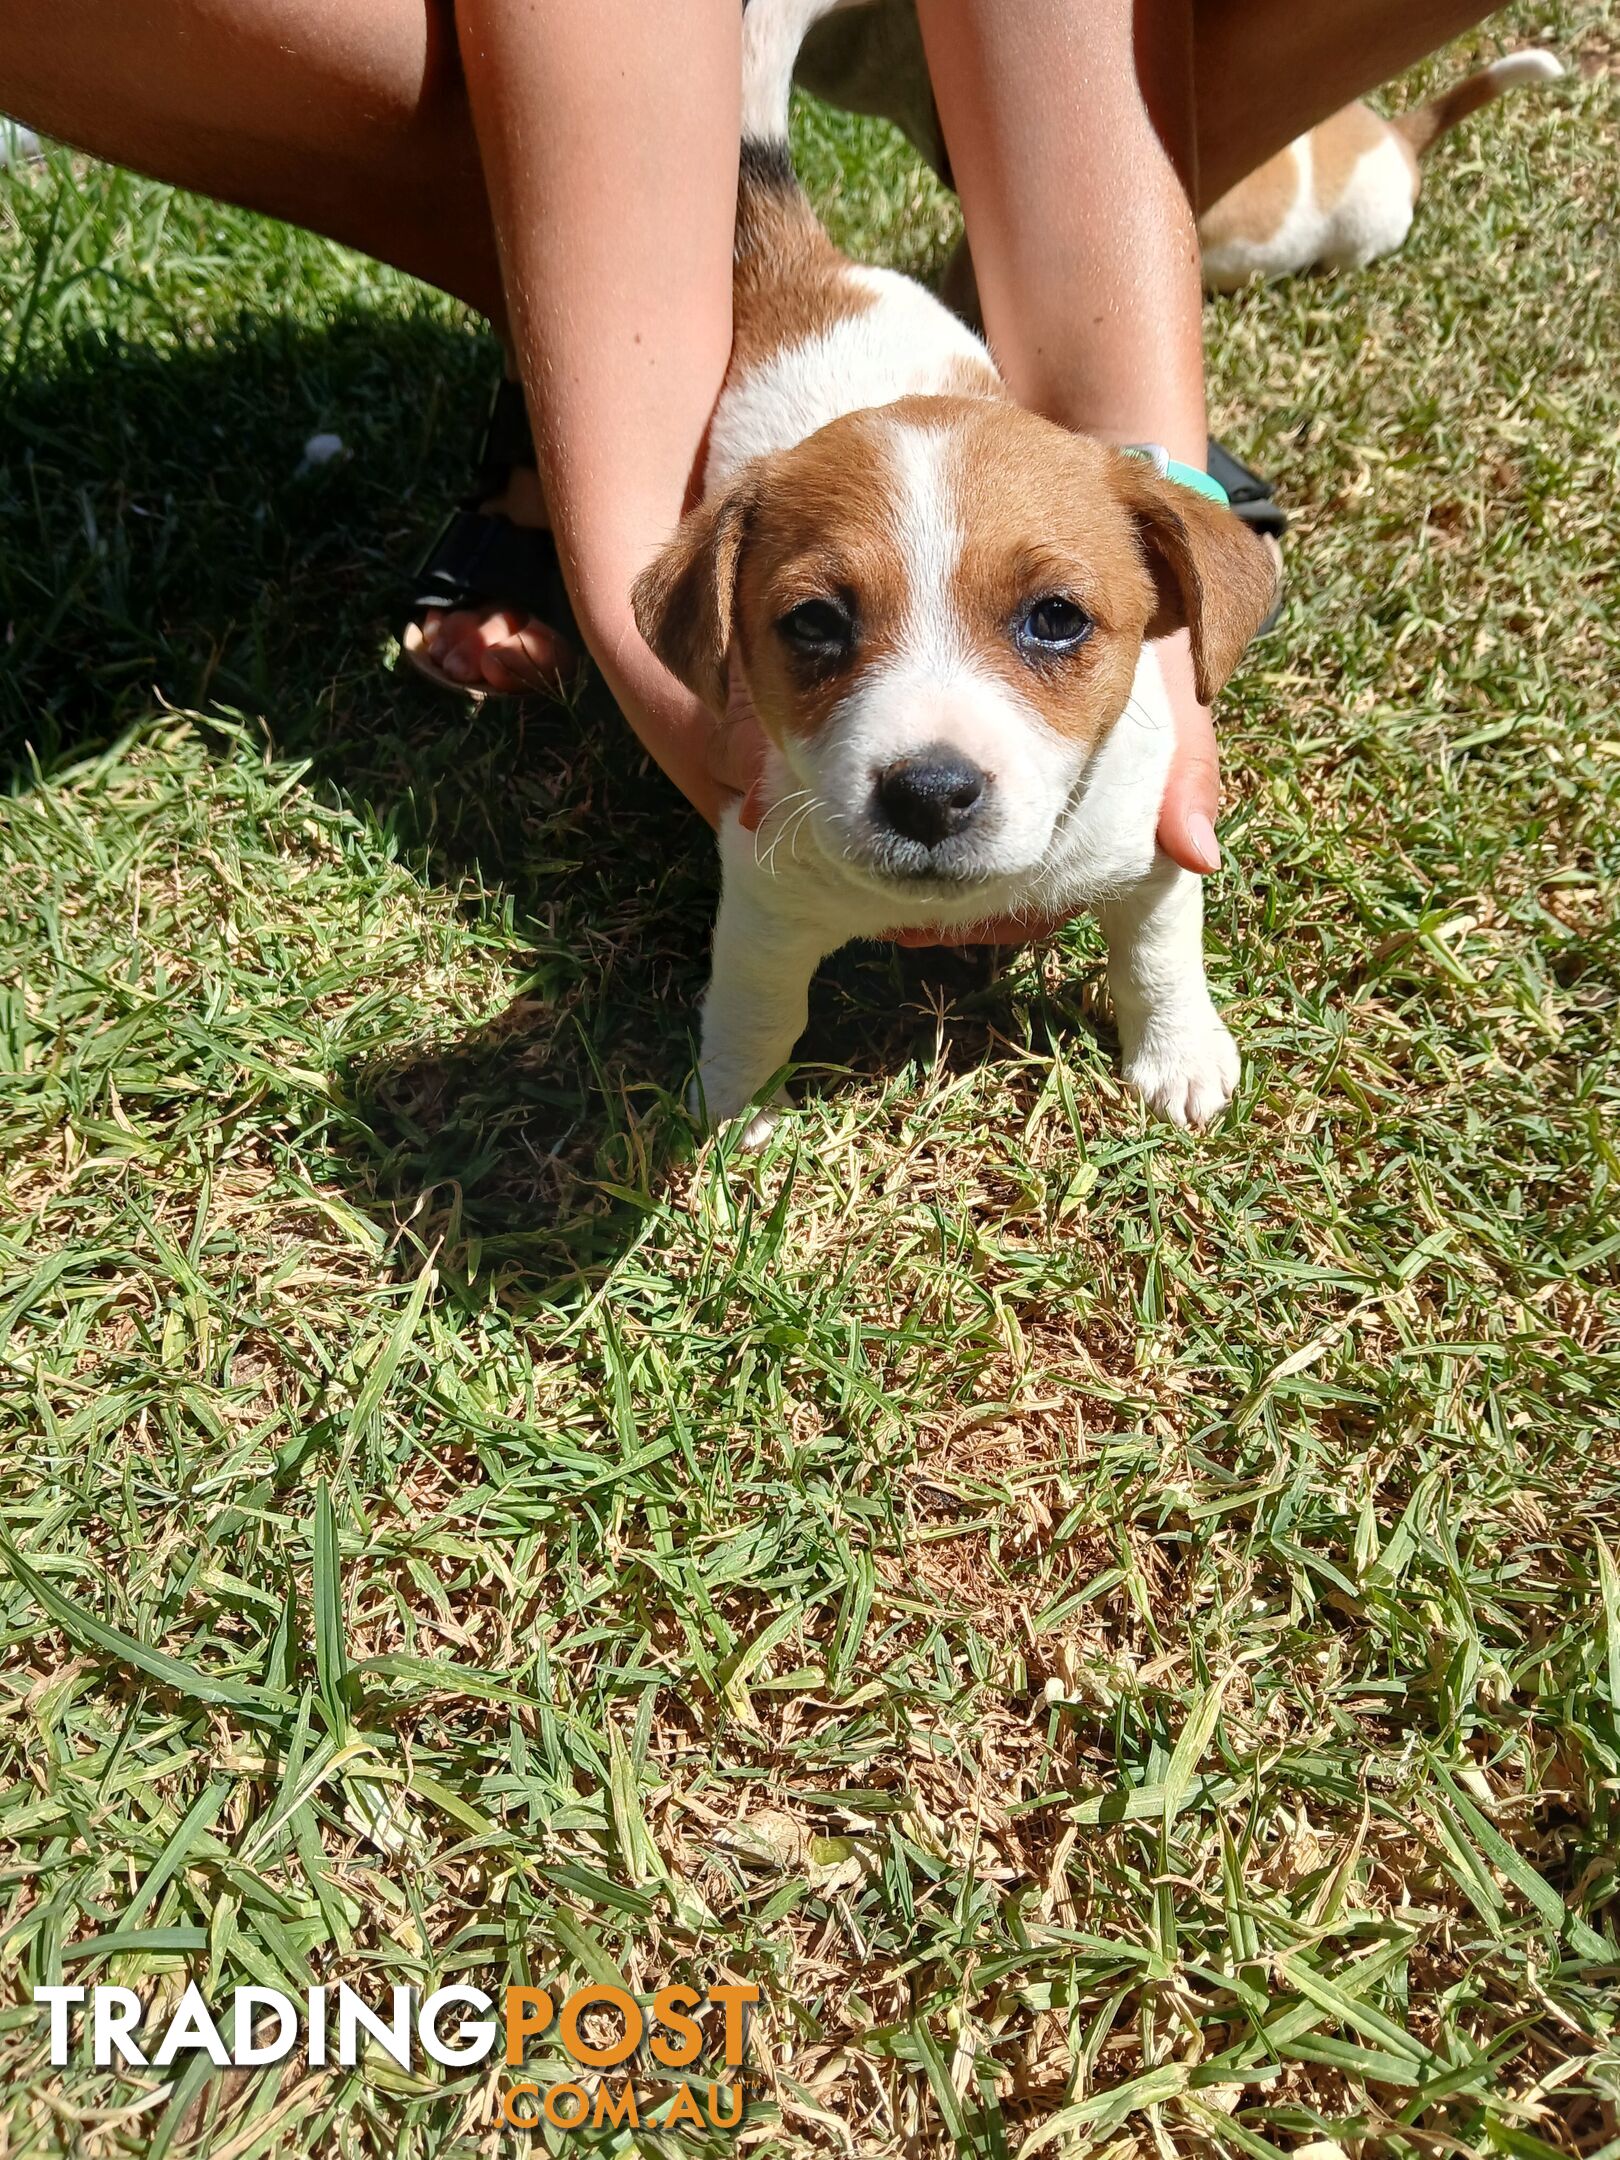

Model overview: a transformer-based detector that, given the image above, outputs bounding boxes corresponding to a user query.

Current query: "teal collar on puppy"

[1120,442,1231,508]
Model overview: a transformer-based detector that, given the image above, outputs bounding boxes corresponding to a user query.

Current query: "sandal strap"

[403,369,580,659]
[1206,438,1288,539]
[477,375,535,485]
[411,505,577,643]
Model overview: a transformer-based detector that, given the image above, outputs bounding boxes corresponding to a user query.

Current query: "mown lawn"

[2,9,1618,2155]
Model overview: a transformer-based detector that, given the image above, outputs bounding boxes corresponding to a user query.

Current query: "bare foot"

[409,463,578,694]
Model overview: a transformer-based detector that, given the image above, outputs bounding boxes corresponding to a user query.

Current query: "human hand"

[1151,629,1223,876]
[590,641,770,835]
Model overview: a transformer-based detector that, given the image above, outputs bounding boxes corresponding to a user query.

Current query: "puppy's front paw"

[735,1104,783,1151]
[687,1070,786,1148]
[1123,1010,1241,1130]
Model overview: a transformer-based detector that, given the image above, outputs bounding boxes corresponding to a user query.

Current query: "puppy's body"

[635,0,1276,1136]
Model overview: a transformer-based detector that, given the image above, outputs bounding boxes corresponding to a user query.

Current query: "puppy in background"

[794,12,1564,293]
[1195,52,1564,289]
[633,0,1277,1141]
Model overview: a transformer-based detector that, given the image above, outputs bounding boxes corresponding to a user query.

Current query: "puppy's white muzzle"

[790,660,1088,897]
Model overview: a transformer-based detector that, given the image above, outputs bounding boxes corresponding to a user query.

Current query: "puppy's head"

[633,396,1276,900]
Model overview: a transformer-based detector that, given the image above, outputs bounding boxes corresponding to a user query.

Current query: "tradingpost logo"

[38,1978,760,2133]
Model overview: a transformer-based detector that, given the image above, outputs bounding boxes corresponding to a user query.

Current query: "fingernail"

[442,649,473,682]
[1187,812,1221,873]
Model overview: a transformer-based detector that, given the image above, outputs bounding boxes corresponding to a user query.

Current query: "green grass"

[2,10,1618,2155]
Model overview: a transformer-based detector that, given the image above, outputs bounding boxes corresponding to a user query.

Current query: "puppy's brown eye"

[778,596,855,661]
[1017,595,1093,652]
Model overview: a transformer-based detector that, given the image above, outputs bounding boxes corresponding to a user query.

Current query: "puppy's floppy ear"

[630,470,762,714]
[1111,455,1279,703]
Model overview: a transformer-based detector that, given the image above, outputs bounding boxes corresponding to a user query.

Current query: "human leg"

[3,0,502,313]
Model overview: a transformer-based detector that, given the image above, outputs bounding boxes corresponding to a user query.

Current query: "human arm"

[454,0,741,824]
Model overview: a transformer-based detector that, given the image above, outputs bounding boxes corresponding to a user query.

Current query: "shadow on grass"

[3,307,1056,1278]
[336,940,1033,1295]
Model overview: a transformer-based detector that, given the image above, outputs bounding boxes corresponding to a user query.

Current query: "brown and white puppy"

[634,0,1277,1139]
[1199,51,1564,291]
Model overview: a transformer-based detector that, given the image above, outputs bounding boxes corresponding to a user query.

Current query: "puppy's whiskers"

[755,789,833,878]
[1120,692,1166,735]
[753,788,811,875]
[783,794,832,868]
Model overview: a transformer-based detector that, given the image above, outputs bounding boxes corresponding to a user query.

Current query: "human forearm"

[455,0,739,816]
[917,0,1204,465]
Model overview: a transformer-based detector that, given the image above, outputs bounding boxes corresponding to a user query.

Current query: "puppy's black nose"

[876,748,986,847]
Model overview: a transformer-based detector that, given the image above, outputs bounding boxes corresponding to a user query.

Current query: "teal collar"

[1120,442,1230,507]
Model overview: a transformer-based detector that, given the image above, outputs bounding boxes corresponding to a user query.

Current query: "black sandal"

[401,376,580,697]
[1207,437,1287,637]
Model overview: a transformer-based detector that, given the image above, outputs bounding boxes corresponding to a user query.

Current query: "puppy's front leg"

[693,842,827,1139]
[1095,854,1240,1129]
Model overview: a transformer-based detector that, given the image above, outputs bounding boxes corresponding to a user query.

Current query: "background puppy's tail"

[1392,48,1564,159]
